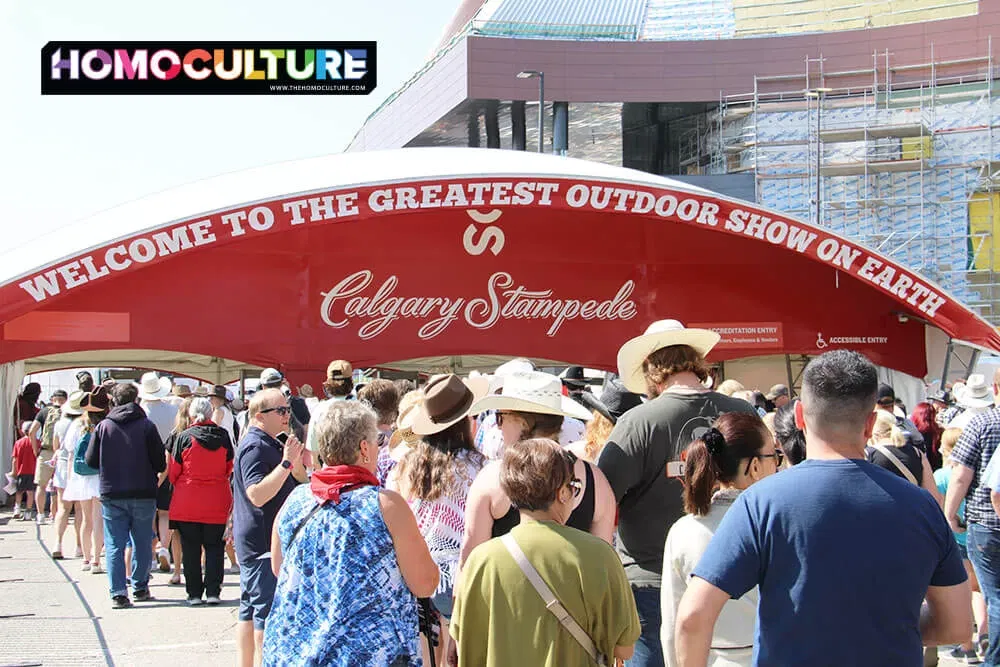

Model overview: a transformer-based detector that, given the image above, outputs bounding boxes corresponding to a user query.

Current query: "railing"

[470,19,637,41]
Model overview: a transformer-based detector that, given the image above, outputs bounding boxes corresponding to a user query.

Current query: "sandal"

[51,551,64,560]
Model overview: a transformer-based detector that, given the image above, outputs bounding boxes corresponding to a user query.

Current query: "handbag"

[500,533,609,666]
[73,432,99,476]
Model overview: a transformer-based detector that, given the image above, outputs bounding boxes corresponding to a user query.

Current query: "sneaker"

[90,564,104,574]
[111,595,132,610]
[950,647,982,664]
[81,562,91,572]
[20,513,31,522]
[187,597,204,606]
[205,596,221,605]
[980,636,990,658]
[133,589,154,602]
[157,547,170,572]
[74,548,84,558]
[13,510,23,520]
[35,513,48,525]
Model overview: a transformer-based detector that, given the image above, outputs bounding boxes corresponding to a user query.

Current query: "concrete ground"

[0,507,238,667]
[0,505,978,666]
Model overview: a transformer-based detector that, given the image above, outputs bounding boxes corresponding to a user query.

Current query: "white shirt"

[662,491,757,667]
[141,399,178,443]
[305,397,348,452]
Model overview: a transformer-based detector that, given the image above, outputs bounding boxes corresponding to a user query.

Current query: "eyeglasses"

[744,449,784,475]
[567,478,583,498]
[496,411,516,427]
[259,406,290,417]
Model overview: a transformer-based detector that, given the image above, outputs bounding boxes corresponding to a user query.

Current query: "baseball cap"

[877,383,896,404]
[765,384,789,401]
[50,389,68,400]
[326,360,353,380]
[260,368,284,387]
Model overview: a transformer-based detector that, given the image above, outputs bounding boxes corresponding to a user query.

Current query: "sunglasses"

[745,449,784,475]
[568,478,583,498]
[259,406,291,417]
[496,411,517,427]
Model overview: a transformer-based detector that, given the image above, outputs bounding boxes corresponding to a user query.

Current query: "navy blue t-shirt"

[232,426,299,562]
[693,458,965,666]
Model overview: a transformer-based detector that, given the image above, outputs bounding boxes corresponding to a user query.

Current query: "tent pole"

[240,369,248,401]
[784,354,795,398]
[940,339,954,390]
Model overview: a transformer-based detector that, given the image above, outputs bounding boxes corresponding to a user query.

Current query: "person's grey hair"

[800,350,878,438]
[188,397,214,422]
[315,401,378,466]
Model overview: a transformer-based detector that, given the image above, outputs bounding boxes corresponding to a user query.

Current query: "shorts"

[34,454,54,488]
[16,474,36,492]
[238,557,277,630]
[156,480,173,512]
[431,584,454,620]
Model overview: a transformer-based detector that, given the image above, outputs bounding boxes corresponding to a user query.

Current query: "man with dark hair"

[675,350,971,666]
[85,382,166,609]
[597,320,755,667]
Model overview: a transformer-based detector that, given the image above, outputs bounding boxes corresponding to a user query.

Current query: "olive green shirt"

[452,520,640,667]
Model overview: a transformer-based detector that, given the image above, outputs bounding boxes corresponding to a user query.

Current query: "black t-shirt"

[866,443,924,484]
[597,390,758,585]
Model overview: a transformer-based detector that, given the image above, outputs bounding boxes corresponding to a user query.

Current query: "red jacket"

[167,421,234,525]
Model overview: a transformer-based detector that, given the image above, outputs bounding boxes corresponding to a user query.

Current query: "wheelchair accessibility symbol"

[815,332,829,349]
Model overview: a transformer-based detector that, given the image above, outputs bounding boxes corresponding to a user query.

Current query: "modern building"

[349,0,1000,322]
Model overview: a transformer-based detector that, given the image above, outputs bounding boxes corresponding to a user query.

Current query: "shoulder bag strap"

[500,533,608,666]
[872,444,919,486]
[286,502,324,552]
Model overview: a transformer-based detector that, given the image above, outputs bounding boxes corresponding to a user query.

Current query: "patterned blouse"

[392,448,485,597]
[262,484,421,666]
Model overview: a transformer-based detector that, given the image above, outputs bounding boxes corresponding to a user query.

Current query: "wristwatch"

[280,459,292,470]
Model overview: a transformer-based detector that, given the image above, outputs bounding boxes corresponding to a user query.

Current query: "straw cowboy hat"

[62,390,86,417]
[959,374,994,409]
[616,319,720,394]
[471,371,593,421]
[136,371,171,400]
[409,374,489,436]
[391,402,425,448]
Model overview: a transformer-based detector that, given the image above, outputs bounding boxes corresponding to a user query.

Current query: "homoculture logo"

[41,42,376,95]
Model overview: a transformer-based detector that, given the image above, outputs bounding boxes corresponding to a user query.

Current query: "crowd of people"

[9,318,1000,666]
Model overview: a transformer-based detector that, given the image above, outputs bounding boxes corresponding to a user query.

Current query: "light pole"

[517,70,544,153]
[805,88,832,227]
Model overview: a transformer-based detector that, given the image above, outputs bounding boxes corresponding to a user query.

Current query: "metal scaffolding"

[691,39,1000,323]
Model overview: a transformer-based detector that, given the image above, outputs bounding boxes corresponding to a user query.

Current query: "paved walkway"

[0,507,237,667]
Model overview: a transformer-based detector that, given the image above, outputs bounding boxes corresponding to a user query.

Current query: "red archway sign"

[1,148,997,381]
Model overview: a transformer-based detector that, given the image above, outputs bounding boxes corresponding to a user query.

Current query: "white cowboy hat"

[959,374,993,409]
[136,371,172,400]
[407,374,490,436]
[616,319,720,394]
[471,371,593,421]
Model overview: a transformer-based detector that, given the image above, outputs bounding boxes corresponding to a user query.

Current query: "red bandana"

[310,465,380,504]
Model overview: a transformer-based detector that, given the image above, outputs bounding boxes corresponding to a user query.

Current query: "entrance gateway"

[1,147,998,461]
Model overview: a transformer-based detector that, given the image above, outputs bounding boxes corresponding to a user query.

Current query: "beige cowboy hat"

[959,374,994,409]
[616,319,720,394]
[408,374,489,436]
[391,402,425,448]
[62,390,86,417]
[470,370,593,421]
[136,371,172,400]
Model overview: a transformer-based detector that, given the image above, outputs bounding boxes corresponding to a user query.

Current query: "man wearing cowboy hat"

[948,374,994,431]
[137,372,178,443]
[947,367,1000,664]
[596,319,756,667]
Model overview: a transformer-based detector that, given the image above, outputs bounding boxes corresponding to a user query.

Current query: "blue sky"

[0,0,459,250]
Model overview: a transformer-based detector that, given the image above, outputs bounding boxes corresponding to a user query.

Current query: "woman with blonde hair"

[388,374,489,665]
[61,386,109,574]
[865,410,942,505]
[160,395,193,585]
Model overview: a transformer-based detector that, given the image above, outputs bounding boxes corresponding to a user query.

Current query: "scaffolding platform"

[820,123,929,143]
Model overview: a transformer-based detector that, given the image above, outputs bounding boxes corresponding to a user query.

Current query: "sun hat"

[408,374,489,436]
[616,319,720,394]
[62,391,86,417]
[959,374,993,409]
[206,385,229,401]
[172,384,192,398]
[471,371,593,421]
[136,371,172,400]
